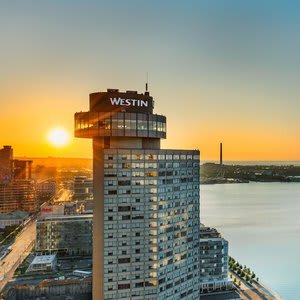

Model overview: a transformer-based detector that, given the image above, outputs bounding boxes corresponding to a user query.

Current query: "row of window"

[104,177,198,186]
[101,150,200,298]
[104,185,198,196]
[104,162,199,169]
[104,194,199,204]
[104,153,199,161]
[75,112,166,138]
[104,170,199,178]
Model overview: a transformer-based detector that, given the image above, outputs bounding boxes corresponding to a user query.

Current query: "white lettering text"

[110,98,148,107]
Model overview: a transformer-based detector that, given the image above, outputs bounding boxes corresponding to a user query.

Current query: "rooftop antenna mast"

[145,72,149,92]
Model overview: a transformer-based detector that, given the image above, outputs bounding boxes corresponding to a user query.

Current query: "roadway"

[0,188,73,293]
[230,271,283,300]
[0,220,36,291]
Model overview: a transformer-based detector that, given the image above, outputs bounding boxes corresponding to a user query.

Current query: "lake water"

[201,182,300,300]
[202,161,300,166]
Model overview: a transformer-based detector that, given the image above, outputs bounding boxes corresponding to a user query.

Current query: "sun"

[48,128,70,147]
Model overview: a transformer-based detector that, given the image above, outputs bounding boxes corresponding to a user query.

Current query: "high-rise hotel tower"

[75,89,200,300]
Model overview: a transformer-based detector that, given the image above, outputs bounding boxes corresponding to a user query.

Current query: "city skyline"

[1,1,300,160]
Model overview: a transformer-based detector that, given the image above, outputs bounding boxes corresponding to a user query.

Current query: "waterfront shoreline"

[201,182,300,300]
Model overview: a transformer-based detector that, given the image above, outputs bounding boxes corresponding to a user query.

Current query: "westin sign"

[110,97,148,107]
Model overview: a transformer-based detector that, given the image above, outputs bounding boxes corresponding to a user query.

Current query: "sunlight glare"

[48,128,69,147]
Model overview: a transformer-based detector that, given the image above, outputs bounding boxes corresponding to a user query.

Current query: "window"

[135,282,144,288]
[118,283,130,290]
[118,206,131,212]
[118,258,131,264]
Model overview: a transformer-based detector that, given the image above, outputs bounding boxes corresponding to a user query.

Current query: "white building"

[200,225,232,294]
[27,254,57,272]
[0,210,29,229]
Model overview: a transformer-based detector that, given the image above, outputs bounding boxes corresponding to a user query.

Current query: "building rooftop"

[0,210,29,220]
[39,214,93,221]
[200,224,222,239]
[31,254,56,265]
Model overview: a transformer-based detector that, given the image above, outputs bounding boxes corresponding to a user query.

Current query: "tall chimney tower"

[220,142,223,166]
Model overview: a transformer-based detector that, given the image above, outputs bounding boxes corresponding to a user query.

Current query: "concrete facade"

[200,224,232,294]
[36,214,93,256]
[75,89,201,300]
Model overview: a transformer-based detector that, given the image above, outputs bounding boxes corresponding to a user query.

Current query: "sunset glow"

[48,128,69,147]
[1,1,300,161]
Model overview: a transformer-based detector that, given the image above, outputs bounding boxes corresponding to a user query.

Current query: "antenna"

[145,72,149,92]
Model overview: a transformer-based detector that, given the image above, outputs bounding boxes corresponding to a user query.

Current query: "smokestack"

[220,142,223,166]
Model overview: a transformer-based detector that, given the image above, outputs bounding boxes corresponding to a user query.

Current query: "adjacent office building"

[0,146,32,182]
[13,159,32,180]
[73,176,93,201]
[200,224,232,294]
[0,146,37,213]
[0,145,13,182]
[0,179,37,213]
[36,214,93,256]
[75,89,200,300]
[36,180,57,201]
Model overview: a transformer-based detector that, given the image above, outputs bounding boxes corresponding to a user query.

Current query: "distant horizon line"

[14,155,300,163]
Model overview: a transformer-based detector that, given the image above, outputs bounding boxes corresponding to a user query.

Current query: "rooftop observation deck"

[74,111,166,139]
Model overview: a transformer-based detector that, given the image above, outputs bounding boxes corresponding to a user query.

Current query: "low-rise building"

[0,210,29,229]
[64,202,77,215]
[27,254,57,273]
[200,224,232,294]
[0,179,37,213]
[0,145,13,183]
[40,205,64,217]
[73,176,93,201]
[36,180,56,201]
[2,274,92,300]
[36,214,92,256]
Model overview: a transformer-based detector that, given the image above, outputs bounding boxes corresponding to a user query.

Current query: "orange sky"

[0,80,299,161]
[1,2,300,161]
[1,83,299,161]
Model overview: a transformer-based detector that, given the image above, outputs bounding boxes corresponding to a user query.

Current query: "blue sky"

[1,1,300,159]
